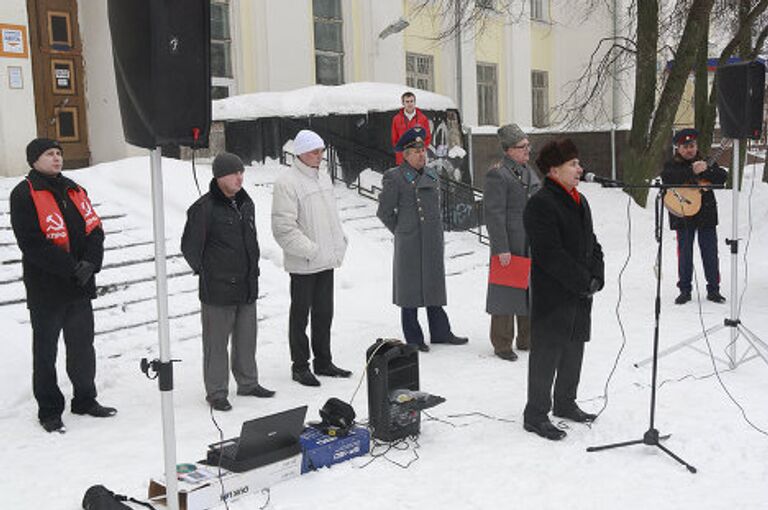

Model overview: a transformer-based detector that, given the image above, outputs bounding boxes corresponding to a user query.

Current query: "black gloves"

[73,261,95,287]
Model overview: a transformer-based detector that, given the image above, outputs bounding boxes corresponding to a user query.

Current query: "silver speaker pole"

[149,149,180,510]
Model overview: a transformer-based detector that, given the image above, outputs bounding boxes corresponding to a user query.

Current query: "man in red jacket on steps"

[391,91,431,165]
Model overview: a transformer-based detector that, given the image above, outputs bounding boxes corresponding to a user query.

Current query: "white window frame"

[313,0,345,85]
[477,62,498,125]
[530,0,549,22]
[406,52,435,92]
[211,0,236,98]
[531,69,549,127]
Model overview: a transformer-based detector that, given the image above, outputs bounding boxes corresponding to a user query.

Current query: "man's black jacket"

[10,170,104,309]
[181,179,260,305]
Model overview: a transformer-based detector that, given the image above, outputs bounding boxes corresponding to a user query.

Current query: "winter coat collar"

[294,157,321,180]
[209,178,249,208]
[545,176,581,206]
[399,162,438,184]
[27,169,78,192]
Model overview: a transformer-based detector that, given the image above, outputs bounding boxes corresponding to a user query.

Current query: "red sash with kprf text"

[26,178,102,252]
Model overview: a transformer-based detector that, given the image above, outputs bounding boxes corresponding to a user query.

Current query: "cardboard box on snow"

[148,454,301,510]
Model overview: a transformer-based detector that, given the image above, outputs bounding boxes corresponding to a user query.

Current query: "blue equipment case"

[299,426,370,473]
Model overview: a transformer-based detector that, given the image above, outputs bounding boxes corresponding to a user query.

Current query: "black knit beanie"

[26,138,63,167]
[212,152,244,178]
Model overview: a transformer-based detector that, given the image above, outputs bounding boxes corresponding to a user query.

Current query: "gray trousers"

[201,302,260,400]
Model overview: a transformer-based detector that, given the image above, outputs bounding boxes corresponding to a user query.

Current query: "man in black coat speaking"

[10,138,116,433]
[522,138,604,441]
[182,152,274,412]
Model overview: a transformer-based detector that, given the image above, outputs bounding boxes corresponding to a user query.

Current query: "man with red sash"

[10,138,115,433]
[391,91,431,165]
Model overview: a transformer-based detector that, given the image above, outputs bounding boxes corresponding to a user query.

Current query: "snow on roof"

[212,82,458,121]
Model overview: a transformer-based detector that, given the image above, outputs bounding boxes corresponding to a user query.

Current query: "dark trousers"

[490,314,530,352]
[29,299,97,421]
[289,270,334,372]
[523,339,584,424]
[401,306,451,345]
[676,226,720,293]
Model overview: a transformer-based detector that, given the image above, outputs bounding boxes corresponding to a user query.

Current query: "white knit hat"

[293,129,325,155]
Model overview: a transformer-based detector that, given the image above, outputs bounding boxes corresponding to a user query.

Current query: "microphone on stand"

[582,172,624,187]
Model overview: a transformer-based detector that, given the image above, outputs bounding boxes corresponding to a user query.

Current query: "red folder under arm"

[488,255,531,289]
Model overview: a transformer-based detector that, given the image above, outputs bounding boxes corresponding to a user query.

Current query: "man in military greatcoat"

[377,127,468,352]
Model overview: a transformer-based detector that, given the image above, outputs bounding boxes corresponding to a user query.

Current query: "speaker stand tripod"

[635,139,768,370]
[587,185,696,473]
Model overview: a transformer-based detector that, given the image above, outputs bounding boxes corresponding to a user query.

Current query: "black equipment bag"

[319,397,356,435]
[82,485,154,510]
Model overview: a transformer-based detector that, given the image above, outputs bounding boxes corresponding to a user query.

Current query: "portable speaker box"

[366,339,420,441]
[107,0,211,148]
[299,426,370,474]
[716,60,766,140]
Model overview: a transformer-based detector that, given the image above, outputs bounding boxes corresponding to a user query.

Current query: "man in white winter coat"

[271,130,351,386]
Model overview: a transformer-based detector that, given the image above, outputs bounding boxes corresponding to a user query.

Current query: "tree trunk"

[694,22,711,150]
[624,0,716,206]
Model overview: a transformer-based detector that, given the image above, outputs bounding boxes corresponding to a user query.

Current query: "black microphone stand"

[584,179,723,473]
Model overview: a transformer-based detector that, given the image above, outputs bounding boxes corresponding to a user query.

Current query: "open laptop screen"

[234,405,308,461]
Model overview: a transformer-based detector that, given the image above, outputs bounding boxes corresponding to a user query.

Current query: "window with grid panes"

[477,62,498,125]
[211,0,234,98]
[406,52,434,91]
[314,0,344,85]
[531,70,549,127]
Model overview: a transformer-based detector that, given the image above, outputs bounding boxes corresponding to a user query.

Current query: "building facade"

[0,0,624,177]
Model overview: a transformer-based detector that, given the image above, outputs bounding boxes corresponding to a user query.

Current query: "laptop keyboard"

[219,443,238,459]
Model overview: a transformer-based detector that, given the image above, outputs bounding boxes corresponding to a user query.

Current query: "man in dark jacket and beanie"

[10,137,115,433]
[522,138,604,441]
[484,123,541,361]
[660,128,727,305]
[182,152,274,412]
[377,127,468,352]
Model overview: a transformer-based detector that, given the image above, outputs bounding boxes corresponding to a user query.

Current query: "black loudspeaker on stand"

[107,0,211,148]
[367,340,420,441]
[716,60,765,140]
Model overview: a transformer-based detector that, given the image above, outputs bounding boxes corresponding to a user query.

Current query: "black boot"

[293,369,321,386]
[314,363,352,378]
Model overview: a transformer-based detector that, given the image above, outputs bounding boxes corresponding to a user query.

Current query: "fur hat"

[293,130,325,155]
[535,138,579,172]
[673,128,698,146]
[212,152,244,178]
[26,138,62,167]
[497,123,527,151]
[394,127,427,152]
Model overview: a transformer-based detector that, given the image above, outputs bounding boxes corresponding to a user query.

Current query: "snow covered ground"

[1,156,766,509]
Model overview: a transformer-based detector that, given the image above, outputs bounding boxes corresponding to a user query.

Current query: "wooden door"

[27,0,90,169]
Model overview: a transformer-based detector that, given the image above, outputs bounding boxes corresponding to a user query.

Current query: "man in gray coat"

[484,124,541,361]
[377,127,468,352]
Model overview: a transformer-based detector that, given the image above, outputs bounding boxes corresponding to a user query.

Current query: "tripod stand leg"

[586,438,645,452]
[655,442,697,473]
[736,324,768,366]
[634,324,725,368]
